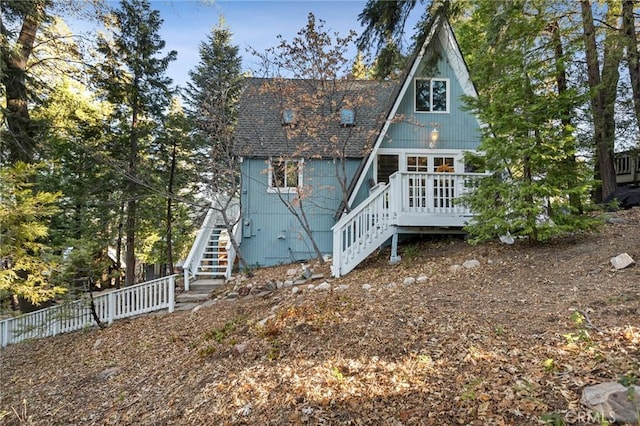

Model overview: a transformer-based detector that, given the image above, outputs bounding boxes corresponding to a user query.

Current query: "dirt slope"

[1,209,639,425]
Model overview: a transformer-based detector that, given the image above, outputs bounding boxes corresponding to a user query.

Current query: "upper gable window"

[282,109,295,126]
[268,158,303,193]
[340,108,355,127]
[415,78,449,113]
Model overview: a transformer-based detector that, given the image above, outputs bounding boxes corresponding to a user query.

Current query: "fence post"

[168,275,175,313]
[1,320,8,347]
[108,292,115,325]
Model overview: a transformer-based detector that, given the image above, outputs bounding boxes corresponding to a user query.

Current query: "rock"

[384,282,397,289]
[581,382,640,424]
[284,280,294,287]
[416,275,428,284]
[310,273,325,281]
[226,292,239,299]
[286,268,298,277]
[449,264,463,273]
[334,284,349,291]
[276,281,284,289]
[307,284,315,291]
[92,338,103,351]
[314,282,331,292]
[97,367,122,381]
[606,217,628,224]
[610,253,635,270]
[301,264,312,279]
[191,304,202,313]
[294,279,307,286]
[362,284,372,291]
[263,281,276,291]
[238,286,250,296]
[463,259,481,269]
[232,343,249,357]
[403,277,416,285]
[292,286,300,295]
[257,314,275,328]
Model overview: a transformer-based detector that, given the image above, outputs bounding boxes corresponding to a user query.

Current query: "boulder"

[314,282,332,292]
[581,382,640,424]
[610,253,635,270]
[463,259,481,269]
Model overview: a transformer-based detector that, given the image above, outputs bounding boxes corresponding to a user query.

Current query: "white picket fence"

[0,275,176,347]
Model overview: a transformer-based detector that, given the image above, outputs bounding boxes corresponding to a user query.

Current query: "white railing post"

[168,275,175,313]
[108,292,115,325]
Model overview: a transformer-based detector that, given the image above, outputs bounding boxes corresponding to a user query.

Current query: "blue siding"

[240,157,360,267]
[386,37,480,151]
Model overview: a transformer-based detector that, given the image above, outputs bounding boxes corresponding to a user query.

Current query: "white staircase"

[331,183,395,278]
[183,198,241,291]
[196,226,228,278]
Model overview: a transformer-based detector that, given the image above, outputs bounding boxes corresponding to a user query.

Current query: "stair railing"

[183,207,218,291]
[331,183,394,277]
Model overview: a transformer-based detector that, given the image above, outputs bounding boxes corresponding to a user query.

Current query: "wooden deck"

[332,171,488,277]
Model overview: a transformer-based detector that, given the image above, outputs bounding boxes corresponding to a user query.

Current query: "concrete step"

[190,278,225,290]
[176,292,210,303]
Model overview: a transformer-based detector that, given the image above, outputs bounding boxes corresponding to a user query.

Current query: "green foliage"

[0,163,66,304]
[459,0,600,243]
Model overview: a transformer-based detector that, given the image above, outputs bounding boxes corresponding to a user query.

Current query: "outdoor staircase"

[182,197,241,292]
[196,226,228,278]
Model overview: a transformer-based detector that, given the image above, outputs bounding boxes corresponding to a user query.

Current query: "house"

[183,15,486,285]
[614,149,640,187]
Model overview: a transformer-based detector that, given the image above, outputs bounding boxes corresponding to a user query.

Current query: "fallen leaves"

[1,209,639,425]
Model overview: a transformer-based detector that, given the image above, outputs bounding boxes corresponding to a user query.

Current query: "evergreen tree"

[0,162,65,305]
[94,0,176,286]
[459,0,598,243]
[184,18,250,271]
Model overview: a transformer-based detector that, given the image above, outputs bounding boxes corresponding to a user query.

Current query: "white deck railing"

[332,171,488,277]
[0,275,176,347]
[332,183,394,277]
[183,207,219,291]
[389,171,487,219]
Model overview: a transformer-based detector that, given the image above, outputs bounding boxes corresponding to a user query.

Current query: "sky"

[99,0,422,88]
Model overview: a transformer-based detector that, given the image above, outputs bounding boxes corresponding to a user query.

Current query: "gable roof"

[345,15,480,209]
[234,78,397,158]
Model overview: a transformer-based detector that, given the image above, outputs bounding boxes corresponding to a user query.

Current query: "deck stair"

[183,197,241,291]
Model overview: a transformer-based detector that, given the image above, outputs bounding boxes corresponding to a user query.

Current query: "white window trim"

[414,78,450,114]
[267,157,304,194]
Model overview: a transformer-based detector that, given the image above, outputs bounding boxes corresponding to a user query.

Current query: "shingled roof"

[234,78,397,159]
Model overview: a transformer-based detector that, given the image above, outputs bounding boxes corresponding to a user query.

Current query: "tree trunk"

[622,0,640,133]
[1,6,43,164]
[115,202,124,289]
[165,139,177,276]
[580,0,618,202]
[549,20,582,213]
[125,102,139,286]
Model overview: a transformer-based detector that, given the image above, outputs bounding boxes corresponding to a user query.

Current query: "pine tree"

[184,18,250,271]
[0,162,65,306]
[94,0,176,286]
[459,0,598,243]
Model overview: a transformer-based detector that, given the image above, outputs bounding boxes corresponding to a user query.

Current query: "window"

[433,156,455,173]
[282,109,295,126]
[415,78,448,112]
[268,158,302,192]
[340,108,355,127]
[407,156,428,172]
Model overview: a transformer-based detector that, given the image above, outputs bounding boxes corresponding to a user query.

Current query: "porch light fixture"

[429,123,440,148]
